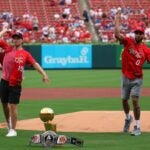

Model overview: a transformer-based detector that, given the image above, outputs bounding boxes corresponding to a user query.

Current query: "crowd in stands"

[50,0,77,6]
[0,0,150,43]
[0,0,91,43]
[89,6,150,42]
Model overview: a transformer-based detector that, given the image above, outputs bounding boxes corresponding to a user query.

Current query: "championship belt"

[29,130,84,148]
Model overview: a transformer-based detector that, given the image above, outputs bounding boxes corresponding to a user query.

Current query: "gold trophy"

[39,107,56,132]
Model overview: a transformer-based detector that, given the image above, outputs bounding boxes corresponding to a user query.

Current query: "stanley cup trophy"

[39,107,56,132]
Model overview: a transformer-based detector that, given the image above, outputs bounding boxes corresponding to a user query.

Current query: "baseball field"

[0,69,150,150]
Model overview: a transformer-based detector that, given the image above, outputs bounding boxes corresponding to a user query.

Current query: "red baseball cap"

[134,27,145,34]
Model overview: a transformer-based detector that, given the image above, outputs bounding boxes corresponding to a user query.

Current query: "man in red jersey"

[0,28,49,137]
[115,11,150,136]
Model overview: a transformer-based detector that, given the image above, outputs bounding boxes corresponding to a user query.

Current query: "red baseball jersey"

[0,40,36,86]
[121,37,150,79]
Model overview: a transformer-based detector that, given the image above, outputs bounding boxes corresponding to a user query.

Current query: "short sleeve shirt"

[121,37,150,79]
[0,40,36,86]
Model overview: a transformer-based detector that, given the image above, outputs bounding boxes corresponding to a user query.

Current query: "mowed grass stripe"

[22,70,150,88]
[0,97,149,121]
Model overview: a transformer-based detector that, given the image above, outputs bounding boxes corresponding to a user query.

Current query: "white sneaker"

[6,129,17,137]
[130,126,141,136]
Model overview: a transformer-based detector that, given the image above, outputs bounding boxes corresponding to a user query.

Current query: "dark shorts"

[0,79,22,104]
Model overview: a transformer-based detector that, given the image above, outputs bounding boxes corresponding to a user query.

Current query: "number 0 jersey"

[121,37,150,79]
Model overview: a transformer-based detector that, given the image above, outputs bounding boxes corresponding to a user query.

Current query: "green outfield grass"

[0,98,150,150]
[22,69,150,88]
[0,69,150,150]
[0,129,150,150]
[0,97,150,121]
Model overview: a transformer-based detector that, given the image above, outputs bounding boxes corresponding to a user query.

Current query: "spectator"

[32,16,39,31]
[62,7,70,19]
[54,13,60,20]
[82,10,89,22]
[41,25,49,41]
[2,21,9,30]
[145,23,150,42]
[2,10,10,20]
[65,0,72,5]
[59,0,65,5]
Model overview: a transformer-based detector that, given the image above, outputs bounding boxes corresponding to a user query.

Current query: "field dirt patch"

[1,111,150,132]
[21,88,150,100]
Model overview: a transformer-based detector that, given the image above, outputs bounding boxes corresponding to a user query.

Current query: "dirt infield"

[1,88,150,132]
[21,88,150,100]
[1,111,150,132]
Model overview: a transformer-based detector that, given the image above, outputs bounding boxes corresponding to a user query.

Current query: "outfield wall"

[24,43,150,69]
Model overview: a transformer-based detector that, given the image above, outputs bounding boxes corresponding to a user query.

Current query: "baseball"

[39,107,54,122]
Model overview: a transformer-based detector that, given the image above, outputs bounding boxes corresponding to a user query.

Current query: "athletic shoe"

[6,129,17,137]
[131,126,141,136]
[123,115,133,132]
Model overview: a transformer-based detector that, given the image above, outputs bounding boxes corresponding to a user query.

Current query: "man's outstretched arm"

[114,10,124,42]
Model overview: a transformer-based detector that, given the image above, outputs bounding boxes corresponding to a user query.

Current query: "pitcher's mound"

[1,111,150,132]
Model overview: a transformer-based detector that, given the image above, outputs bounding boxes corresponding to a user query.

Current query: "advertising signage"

[42,44,92,69]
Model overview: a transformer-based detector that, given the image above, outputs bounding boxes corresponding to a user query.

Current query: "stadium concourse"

[0,0,150,43]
